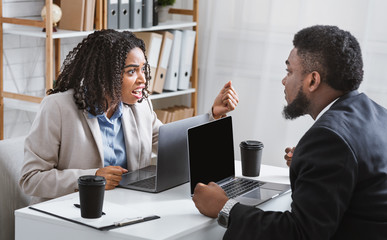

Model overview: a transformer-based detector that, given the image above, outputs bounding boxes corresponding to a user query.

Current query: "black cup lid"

[240,140,264,149]
[78,175,106,186]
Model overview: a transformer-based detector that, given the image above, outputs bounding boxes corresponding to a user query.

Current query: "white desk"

[15,163,291,240]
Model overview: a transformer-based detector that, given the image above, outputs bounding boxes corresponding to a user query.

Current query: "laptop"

[188,116,291,206]
[119,113,210,193]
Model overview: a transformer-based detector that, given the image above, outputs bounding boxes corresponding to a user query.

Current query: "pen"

[114,215,160,227]
[73,203,106,215]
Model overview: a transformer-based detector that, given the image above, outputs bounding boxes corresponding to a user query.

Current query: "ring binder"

[118,0,130,29]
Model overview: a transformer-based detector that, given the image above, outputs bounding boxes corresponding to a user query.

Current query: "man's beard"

[282,87,310,120]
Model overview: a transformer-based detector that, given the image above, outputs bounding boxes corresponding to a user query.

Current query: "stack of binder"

[59,1,196,93]
[106,0,154,29]
[133,29,196,94]
[162,29,196,92]
[155,106,194,124]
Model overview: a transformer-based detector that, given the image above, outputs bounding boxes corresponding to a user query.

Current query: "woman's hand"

[212,81,239,119]
[96,166,128,190]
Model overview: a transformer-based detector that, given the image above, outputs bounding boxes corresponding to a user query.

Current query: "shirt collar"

[109,102,123,120]
[315,97,339,121]
[87,102,124,120]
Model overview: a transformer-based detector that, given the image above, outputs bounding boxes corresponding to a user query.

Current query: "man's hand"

[284,147,295,167]
[212,81,239,119]
[192,182,229,218]
[96,166,128,190]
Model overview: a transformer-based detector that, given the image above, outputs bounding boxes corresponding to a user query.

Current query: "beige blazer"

[19,90,162,203]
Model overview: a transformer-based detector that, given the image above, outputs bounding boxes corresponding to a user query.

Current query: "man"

[192,25,387,239]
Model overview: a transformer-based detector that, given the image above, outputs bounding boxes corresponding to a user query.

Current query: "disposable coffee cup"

[240,140,264,177]
[78,175,106,219]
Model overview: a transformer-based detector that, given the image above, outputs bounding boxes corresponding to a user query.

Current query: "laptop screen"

[187,116,235,194]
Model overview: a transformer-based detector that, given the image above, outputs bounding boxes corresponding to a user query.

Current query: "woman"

[19,29,238,203]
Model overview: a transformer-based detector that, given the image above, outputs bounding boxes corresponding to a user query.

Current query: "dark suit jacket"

[224,91,387,240]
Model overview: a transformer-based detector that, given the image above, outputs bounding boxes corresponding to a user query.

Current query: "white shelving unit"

[149,88,196,100]
[4,88,196,113]
[0,0,199,139]
[4,20,197,39]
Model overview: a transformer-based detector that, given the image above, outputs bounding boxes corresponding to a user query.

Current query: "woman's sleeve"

[19,96,97,199]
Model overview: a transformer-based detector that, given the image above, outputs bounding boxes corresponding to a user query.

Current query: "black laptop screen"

[187,116,235,194]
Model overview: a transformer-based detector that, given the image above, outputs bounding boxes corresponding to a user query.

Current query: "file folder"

[29,195,160,231]
[107,0,119,29]
[130,0,142,29]
[153,31,174,93]
[135,32,163,92]
[164,30,182,92]
[118,0,130,29]
[142,0,153,28]
[178,30,196,90]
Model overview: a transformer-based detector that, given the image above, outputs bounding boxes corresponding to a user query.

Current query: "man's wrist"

[217,199,239,228]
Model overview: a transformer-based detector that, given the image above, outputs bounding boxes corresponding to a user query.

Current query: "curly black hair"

[47,29,151,116]
[293,25,363,92]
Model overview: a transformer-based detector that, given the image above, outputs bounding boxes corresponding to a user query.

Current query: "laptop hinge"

[217,176,235,185]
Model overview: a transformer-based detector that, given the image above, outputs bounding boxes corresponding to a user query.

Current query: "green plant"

[158,0,176,7]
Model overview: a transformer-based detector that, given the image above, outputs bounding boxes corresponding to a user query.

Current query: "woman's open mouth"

[132,88,143,99]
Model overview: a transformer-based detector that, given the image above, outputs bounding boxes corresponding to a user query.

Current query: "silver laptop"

[188,116,291,206]
[119,113,210,193]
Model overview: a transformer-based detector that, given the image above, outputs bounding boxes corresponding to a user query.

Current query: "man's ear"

[307,71,321,92]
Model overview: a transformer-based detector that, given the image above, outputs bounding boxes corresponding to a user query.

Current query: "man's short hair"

[293,25,363,92]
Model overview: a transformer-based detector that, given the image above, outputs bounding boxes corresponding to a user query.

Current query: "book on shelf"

[57,0,96,31]
[58,0,85,31]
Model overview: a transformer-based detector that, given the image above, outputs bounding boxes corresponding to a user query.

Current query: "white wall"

[3,0,85,138]
[196,0,387,167]
[3,0,42,138]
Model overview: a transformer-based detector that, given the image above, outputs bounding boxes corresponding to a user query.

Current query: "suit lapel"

[122,105,141,170]
[83,111,104,165]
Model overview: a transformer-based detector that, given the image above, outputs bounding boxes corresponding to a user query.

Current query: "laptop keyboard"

[127,176,156,189]
[221,178,264,199]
